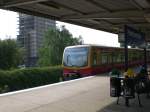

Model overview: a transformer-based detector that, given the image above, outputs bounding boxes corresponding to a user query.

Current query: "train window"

[112,53,116,63]
[117,54,121,62]
[63,47,89,67]
[132,51,138,61]
[138,51,144,60]
[136,51,141,60]
[128,51,132,61]
[93,52,97,65]
[119,54,122,62]
[112,51,123,63]
[129,50,138,61]
[121,54,125,62]
[118,51,124,62]
[101,53,108,64]
[107,53,112,64]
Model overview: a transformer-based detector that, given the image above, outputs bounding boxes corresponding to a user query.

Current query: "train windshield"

[63,47,89,67]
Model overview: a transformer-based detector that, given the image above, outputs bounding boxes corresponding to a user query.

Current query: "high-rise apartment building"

[17,14,56,67]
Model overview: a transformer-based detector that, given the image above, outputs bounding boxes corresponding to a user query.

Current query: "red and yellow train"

[62,45,150,79]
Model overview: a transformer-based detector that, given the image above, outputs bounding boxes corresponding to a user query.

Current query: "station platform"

[0,75,150,112]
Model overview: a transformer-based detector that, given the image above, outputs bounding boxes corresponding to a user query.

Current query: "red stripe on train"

[63,61,146,77]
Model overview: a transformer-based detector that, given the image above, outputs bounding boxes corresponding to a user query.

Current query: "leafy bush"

[0,66,63,93]
[110,68,121,77]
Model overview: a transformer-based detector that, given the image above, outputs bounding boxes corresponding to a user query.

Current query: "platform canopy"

[1,0,150,41]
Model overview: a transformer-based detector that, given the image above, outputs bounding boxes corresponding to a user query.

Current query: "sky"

[0,9,119,47]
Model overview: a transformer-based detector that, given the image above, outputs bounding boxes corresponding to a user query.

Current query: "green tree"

[38,26,83,66]
[0,39,24,70]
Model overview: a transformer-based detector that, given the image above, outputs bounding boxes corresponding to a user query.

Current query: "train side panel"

[63,45,150,79]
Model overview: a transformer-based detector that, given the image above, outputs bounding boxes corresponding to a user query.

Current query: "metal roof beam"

[101,19,114,26]
[126,18,137,23]
[85,0,112,12]
[93,19,115,26]
[3,0,86,15]
[114,23,150,28]
[8,6,58,20]
[129,0,144,10]
[39,1,86,15]
[2,0,48,8]
[0,0,4,5]
[61,10,147,20]
[134,0,150,9]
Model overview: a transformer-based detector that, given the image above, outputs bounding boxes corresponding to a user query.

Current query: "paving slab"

[0,75,150,112]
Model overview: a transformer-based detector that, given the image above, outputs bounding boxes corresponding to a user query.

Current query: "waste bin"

[110,77,121,97]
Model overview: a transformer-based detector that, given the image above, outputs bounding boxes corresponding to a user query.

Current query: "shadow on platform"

[97,94,150,112]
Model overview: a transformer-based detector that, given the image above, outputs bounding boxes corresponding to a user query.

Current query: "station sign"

[125,26,145,47]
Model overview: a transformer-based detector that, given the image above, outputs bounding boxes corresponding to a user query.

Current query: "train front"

[62,46,91,80]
